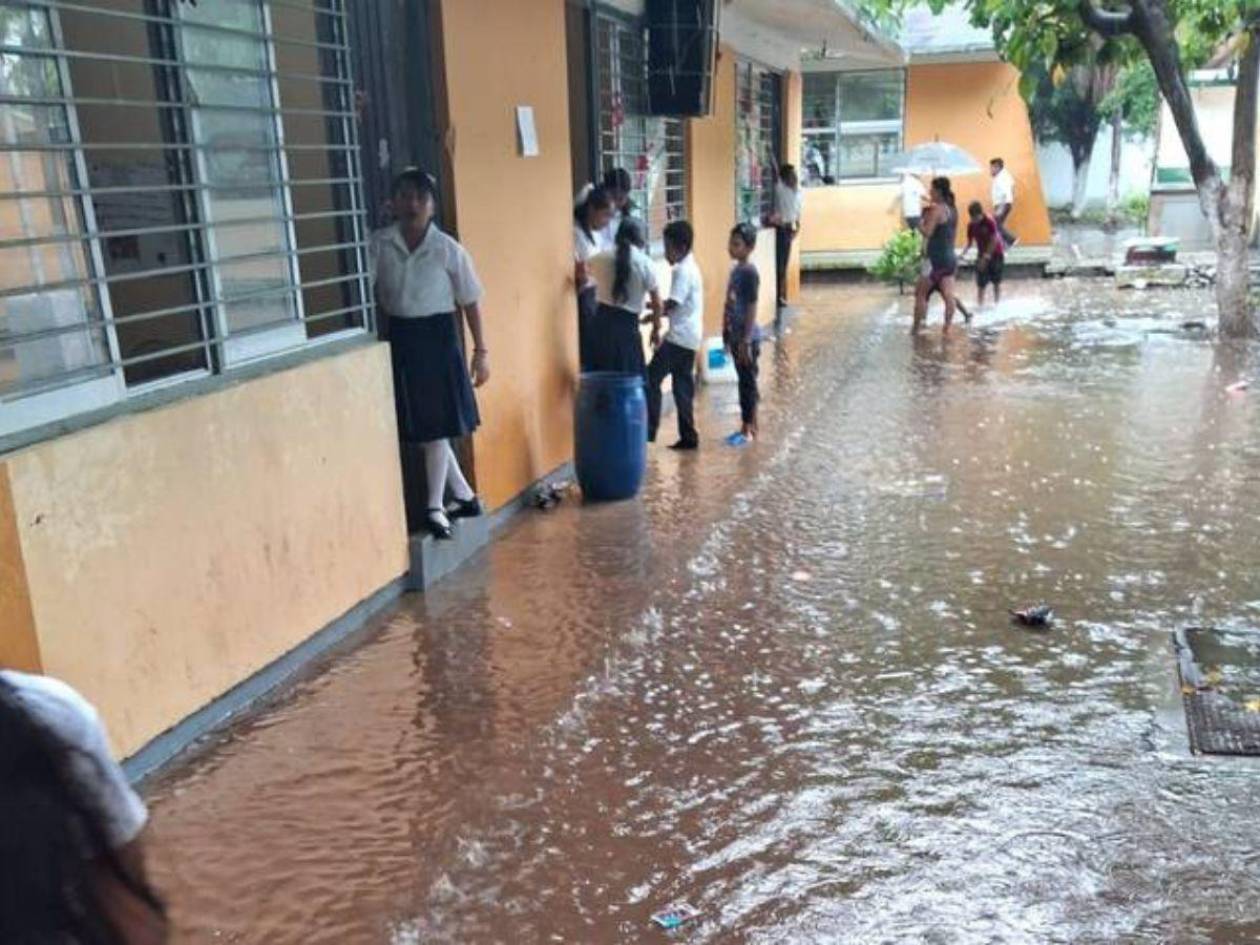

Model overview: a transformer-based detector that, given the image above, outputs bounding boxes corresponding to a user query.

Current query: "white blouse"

[370,223,483,319]
[589,246,659,314]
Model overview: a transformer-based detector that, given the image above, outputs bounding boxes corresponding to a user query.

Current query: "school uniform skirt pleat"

[389,312,480,444]
[588,302,645,375]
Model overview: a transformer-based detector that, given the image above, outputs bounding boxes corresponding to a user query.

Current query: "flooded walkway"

[146,281,1260,944]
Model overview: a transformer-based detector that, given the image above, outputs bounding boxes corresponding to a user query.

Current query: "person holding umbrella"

[913,176,961,334]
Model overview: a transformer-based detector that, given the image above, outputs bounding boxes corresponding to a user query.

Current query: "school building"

[0,0,1046,766]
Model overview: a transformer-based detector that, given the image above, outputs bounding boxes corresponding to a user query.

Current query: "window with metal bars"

[802,69,904,185]
[735,59,780,225]
[593,13,684,252]
[0,0,367,439]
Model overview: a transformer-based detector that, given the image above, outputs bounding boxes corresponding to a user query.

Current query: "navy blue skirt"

[588,303,646,375]
[389,312,480,444]
[577,285,598,371]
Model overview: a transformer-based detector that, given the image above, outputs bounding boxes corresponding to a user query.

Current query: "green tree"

[1027,53,1121,218]
[872,0,1260,337]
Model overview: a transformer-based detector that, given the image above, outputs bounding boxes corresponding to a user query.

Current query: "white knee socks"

[423,439,475,523]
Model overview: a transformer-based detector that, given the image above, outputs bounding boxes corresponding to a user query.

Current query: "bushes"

[869,228,922,291]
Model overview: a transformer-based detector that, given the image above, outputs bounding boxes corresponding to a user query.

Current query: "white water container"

[699,336,737,385]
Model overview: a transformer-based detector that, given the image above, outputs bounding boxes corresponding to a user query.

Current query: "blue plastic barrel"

[575,371,647,502]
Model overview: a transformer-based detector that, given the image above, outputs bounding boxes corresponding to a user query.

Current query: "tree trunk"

[1070,154,1092,219]
[1105,109,1124,229]
[1215,24,1260,338]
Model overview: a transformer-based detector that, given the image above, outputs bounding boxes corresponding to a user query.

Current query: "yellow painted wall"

[906,61,1051,247]
[437,0,579,510]
[687,45,738,337]
[801,60,1051,254]
[784,70,803,302]
[0,465,39,672]
[0,345,408,756]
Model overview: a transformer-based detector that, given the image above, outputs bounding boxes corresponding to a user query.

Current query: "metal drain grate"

[1173,627,1260,757]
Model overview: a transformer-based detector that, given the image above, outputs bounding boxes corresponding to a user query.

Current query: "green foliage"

[1025,58,1117,165]
[1120,191,1151,224]
[869,229,923,287]
[1103,61,1160,139]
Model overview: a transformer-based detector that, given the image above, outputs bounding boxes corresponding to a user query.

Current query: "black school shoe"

[448,496,484,520]
[425,509,453,540]
[668,439,699,451]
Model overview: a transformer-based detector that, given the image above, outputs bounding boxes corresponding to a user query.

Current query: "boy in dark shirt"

[723,223,761,443]
[965,200,1006,306]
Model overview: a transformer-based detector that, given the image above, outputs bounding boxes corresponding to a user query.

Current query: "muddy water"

[146,281,1260,944]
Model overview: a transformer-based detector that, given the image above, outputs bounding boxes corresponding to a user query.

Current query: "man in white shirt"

[990,157,1018,248]
[646,221,703,450]
[899,171,927,230]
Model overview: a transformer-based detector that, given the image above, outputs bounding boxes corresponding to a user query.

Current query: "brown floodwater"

[145,280,1260,944]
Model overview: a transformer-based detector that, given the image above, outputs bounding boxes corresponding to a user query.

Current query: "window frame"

[800,68,907,186]
[0,0,370,441]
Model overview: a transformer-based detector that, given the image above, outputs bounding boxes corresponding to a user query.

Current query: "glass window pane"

[802,133,836,187]
[838,131,902,179]
[802,74,836,130]
[838,72,903,124]
[0,4,113,405]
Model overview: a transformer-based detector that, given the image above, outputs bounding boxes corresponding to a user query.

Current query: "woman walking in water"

[913,176,960,334]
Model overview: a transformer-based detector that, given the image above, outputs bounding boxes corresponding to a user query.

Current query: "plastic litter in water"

[1010,605,1054,628]
[1226,380,1250,394]
[651,903,700,930]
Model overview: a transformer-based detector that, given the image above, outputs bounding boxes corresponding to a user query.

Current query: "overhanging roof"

[726,0,906,69]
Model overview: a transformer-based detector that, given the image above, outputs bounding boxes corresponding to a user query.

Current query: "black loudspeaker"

[646,0,719,117]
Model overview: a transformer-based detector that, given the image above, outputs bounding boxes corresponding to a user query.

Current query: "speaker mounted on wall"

[646,0,720,117]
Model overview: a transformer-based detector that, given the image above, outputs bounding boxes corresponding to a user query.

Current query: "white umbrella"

[886,140,983,177]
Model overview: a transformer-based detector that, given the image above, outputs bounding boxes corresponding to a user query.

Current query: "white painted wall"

[1037,126,1154,209]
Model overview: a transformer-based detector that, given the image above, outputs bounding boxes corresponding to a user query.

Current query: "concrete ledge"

[124,575,407,784]
[408,461,575,591]
[802,245,1054,273]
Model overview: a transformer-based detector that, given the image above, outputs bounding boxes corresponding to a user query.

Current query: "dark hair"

[0,679,166,944]
[730,222,758,250]
[990,157,1004,169]
[968,199,984,216]
[931,176,955,208]
[612,217,647,305]
[391,167,438,199]
[574,185,613,239]
[602,167,632,196]
[779,164,799,189]
[663,220,694,256]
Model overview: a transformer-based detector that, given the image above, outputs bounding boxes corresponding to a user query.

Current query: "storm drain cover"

[1173,627,1260,756]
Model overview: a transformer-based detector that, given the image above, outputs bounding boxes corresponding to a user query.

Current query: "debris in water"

[791,571,813,582]
[651,903,700,930]
[1226,380,1250,394]
[531,479,572,510]
[725,432,751,448]
[1010,605,1054,628]
[1181,320,1208,331]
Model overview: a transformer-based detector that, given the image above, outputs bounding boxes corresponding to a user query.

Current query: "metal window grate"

[735,59,780,224]
[594,13,685,250]
[0,0,369,438]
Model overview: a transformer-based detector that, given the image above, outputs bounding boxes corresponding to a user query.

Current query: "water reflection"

[147,280,1260,944]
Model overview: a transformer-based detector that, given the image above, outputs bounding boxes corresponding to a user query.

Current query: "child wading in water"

[646,221,703,450]
[723,223,761,444]
[372,169,489,540]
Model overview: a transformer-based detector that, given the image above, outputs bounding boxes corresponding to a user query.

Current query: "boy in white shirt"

[990,157,1018,247]
[646,221,703,450]
[899,171,927,230]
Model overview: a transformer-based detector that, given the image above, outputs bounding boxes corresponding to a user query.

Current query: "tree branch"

[1078,0,1135,36]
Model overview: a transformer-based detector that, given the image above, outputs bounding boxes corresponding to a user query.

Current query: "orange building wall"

[438,0,579,510]
[783,70,803,302]
[687,45,738,337]
[801,60,1051,254]
[905,60,1050,247]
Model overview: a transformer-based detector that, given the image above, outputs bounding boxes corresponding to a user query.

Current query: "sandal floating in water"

[651,904,700,930]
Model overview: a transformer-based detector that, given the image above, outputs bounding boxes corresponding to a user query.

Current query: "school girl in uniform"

[372,169,489,540]
[573,185,614,371]
[586,217,662,374]
[597,167,634,251]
